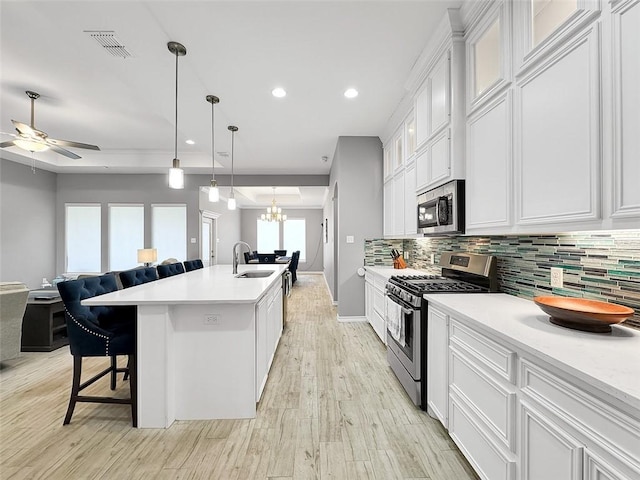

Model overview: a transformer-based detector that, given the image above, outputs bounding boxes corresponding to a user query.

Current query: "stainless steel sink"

[235,270,274,278]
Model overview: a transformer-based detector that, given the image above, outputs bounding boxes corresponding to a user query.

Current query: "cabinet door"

[415,85,430,148]
[392,171,405,236]
[429,129,451,186]
[427,307,449,427]
[404,162,417,235]
[365,280,373,323]
[383,180,393,237]
[520,401,583,480]
[612,0,640,219]
[466,92,512,231]
[515,24,600,226]
[585,450,634,480]
[255,297,268,401]
[429,51,450,138]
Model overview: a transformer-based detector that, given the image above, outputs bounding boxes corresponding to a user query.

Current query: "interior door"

[201,217,215,266]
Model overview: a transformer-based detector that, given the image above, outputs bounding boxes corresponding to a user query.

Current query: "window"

[109,204,144,271]
[257,220,279,253]
[66,204,101,273]
[152,204,187,262]
[283,219,306,262]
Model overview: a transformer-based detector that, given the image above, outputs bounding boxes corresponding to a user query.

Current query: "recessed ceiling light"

[344,88,358,98]
[272,87,287,98]
[185,139,195,145]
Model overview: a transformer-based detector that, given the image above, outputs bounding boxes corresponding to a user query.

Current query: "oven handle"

[385,292,416,315]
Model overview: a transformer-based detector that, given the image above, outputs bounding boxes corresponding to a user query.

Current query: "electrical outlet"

[430,253,435,265]
[403,251,409,260]
[204,314,220,325]
[550,267,563,288]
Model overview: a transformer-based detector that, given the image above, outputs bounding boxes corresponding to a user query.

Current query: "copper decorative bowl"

[534,296,634,333]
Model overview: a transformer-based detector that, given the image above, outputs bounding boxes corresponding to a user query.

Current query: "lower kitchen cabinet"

[255,281,283,401]
[426,305,640,480]
[364,270,386,344]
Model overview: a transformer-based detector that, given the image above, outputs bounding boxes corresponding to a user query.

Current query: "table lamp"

[138,248,158,267]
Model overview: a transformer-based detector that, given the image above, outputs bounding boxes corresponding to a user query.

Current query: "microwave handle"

[436,196,449,226]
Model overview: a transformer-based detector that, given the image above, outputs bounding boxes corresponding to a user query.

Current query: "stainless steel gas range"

[384,251,497,409]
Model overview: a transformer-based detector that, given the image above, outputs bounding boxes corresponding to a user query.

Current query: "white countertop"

[424,293,640,412]
[83,264,288,306]
[364,265,432,279]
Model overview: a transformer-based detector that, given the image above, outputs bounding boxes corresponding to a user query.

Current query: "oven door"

[385,293,421,380]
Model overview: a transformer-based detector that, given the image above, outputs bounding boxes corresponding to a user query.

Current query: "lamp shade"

[137,248,158,264]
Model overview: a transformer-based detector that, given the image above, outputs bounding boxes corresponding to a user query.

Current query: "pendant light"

[227,125,238,210]
[206,95,220,202]
[167,41,186,189]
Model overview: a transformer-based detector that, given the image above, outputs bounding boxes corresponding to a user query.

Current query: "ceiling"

[0,0,462,207]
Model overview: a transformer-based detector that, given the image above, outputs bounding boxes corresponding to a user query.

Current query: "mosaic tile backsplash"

[364,230,640,329]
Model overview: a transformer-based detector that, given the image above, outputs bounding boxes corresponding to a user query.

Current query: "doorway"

[200,212,219,266]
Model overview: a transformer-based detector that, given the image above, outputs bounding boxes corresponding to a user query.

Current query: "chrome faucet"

[232,241,253,274]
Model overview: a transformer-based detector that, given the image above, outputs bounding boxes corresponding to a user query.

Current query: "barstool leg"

[110,356,117,390]
[123,356,130,381]
[128,354,137,427]
[63,356,82,425]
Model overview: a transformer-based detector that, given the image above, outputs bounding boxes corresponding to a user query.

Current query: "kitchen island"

[83,264,288,428]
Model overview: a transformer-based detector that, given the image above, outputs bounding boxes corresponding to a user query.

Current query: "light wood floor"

[0,273,479,480]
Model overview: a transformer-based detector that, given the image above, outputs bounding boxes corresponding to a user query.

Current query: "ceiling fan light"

[169,158,184,189]
[14,139,49,153]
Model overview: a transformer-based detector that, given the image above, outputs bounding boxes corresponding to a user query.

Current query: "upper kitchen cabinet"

[514,0,601,72]
[610,0,640,223]
[411,10,466,193]
[466,1,512,113]
[514,10,601,229]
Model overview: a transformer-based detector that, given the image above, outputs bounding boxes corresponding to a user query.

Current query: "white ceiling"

[0,0,462,206]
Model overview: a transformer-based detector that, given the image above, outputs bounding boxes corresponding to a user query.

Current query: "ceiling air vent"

[85,31,132,58]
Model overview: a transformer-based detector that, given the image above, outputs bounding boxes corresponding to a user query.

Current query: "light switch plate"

[190,237,196,243]
[346,235,354,244]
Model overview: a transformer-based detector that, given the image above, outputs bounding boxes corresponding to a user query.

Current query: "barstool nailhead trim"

[65,308,111,356]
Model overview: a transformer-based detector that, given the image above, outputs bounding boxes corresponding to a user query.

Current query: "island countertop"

[423,293,640,412]
[83,264,288,306]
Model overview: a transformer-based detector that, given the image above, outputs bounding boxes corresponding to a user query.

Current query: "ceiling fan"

[0,90,100,159]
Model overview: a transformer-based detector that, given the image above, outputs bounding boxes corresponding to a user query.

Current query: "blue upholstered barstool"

[183,259,204,272]
[57,274,137,426]
[289,251,300,284]
[156,262,185,279]
[119,267,158,288]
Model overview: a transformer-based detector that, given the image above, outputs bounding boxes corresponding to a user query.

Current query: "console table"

[21,297,68,352]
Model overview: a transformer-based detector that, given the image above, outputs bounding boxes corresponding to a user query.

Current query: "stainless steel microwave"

[417,179,465,236]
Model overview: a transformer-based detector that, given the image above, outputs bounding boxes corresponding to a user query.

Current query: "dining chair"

[289,251,300,284]
[157,262,185,279]
[119,267,158,289]
[56,274,137,426]
[183,259,204,272]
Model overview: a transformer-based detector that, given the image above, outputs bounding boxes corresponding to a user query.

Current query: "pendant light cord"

[230,129,234,189]
[211,101,216,180]
[174,50,179,160]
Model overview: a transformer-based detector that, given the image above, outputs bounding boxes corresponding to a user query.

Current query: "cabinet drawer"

[373,274,387,292]
[450,346,516,452]
[519,358,640,473]
[449,391,516,480]
[450,319,516,383]
[373,288,386,318]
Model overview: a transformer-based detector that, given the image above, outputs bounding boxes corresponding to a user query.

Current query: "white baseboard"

[337,315,368,323]
[299,271,323,275]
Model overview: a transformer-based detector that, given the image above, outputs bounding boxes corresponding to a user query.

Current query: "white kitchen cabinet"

[426,306,449,427]
[364,270,387,345]
[520,400,584,480]
[383,179,393,237]
[255,281,283,401]
[403,161,417,235]
[465,92,512,232]
[611,0,640,221]
[424,296,640,480]
[392,170,405,236]
[515,23,600,227]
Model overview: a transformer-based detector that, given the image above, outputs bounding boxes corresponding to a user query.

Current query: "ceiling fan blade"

[47,137,100,150]
[11,120,37,137]
[0,140,17,148]
[49,145,81,159]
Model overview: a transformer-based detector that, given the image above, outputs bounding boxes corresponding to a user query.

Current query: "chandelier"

[261,187,287,222]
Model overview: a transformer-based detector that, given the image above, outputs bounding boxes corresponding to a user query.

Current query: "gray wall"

[329,136,384,317]
[0,159,57,288]
[240,208,324,272]
[198,188,241,265]
[56,173,201,273]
